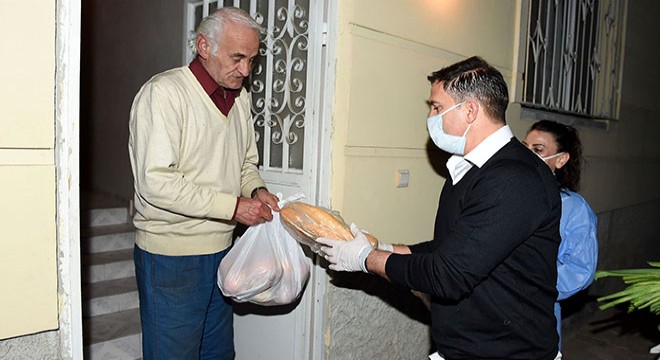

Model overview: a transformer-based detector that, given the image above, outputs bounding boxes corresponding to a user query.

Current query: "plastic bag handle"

[277,192,306,208]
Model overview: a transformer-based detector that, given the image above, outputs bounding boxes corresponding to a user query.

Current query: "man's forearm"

[365,245,410,280]
[365,250,391,279]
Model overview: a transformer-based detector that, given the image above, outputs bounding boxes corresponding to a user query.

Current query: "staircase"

[82,201,142,359]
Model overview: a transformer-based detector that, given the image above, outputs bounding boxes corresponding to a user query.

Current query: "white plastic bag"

[217,195,311,306]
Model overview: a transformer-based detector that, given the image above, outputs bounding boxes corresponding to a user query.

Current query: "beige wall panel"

[0,2,55,148]
[0,166,57,338]
[340,152,445,245]
[351,0,517,68]
[578,105,660,160]
[346,30,515,149]
[345,32,456,149]
[579,159,660,213]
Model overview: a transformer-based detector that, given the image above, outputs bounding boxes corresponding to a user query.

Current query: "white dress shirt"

[445,125,514,185]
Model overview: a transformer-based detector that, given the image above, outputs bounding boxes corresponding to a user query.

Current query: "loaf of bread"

[279,201,378,250]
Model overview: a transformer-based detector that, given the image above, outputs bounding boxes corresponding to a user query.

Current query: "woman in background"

[523,120,598,349]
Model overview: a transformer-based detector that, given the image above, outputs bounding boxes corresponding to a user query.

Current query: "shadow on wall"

[327,270,431,327]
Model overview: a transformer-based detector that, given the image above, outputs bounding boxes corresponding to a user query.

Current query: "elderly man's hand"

[235,197,273,225]
[317,223,373,272]
[252,188,280,212]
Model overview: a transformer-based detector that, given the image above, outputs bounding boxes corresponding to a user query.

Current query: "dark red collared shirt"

[189,57,240,116]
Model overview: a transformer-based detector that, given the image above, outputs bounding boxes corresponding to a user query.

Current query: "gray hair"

[188,7,263,56]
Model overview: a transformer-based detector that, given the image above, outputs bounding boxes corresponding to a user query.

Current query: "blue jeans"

[134,245,234,360]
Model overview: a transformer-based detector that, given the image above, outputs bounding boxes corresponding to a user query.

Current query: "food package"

[218,210,311,306]
[279,201,378,253]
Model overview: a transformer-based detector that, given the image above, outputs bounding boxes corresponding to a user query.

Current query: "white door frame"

[308,0,338,358]
[55,0,83,359]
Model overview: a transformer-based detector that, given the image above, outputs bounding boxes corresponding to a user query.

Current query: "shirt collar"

[446,125,514,184]
[189,57,220,96]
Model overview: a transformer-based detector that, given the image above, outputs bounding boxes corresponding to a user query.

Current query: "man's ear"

[555,152,571,170]
[465,99,479,124]
[196,34,211,60]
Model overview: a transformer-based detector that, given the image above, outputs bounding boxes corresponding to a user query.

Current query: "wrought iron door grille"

[186,0,311,172]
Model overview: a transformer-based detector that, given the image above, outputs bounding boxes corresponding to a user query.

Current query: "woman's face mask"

[537,152,565,162]
[523,129,566,172]
[426,102,471,155]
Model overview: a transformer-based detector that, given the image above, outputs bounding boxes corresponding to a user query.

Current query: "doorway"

[80,0,335,358]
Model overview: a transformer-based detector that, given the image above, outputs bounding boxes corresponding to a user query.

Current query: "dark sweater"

[386,138,560,360]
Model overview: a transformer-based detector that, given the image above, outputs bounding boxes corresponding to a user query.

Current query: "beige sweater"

[128,66,265,256]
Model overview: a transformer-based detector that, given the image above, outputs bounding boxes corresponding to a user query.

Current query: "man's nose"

[238,59,251,77]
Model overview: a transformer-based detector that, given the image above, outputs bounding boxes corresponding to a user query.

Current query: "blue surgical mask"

[426,102,471,155]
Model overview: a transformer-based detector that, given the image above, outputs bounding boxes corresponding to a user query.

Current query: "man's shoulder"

[484,139,537,171]
[146,66,190,85]
[134,66,196,102]
[476,139,558,194]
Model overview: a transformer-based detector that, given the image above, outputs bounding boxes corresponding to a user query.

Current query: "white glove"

[650,343,660,354]
[377,241,394,252]
[317,223,373,272]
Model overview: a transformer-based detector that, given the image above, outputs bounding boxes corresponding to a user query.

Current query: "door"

[185,1,334,358]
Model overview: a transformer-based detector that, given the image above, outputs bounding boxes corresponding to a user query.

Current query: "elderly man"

[128,7,278,359]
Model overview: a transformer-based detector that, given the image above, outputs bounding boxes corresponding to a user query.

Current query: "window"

[521,0,626,121]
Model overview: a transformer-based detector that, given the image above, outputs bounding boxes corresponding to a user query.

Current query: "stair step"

[83,277,139,317]
[82,223,135,253]
[83,249,134,283]
[83,207,130,227]
[84,308,142,360]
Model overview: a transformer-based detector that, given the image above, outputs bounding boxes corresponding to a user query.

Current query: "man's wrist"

[358,246,373,273]
[251,186,268,199]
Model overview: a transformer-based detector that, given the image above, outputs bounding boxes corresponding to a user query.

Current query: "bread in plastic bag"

[279,201,378,253]
[217,199,311,306]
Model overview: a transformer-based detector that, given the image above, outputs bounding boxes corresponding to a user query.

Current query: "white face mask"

[426,102,470,155]
[536,152,565,162]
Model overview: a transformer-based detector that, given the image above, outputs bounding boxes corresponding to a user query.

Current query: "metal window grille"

[522,0,626,120]
[185,0,312,172]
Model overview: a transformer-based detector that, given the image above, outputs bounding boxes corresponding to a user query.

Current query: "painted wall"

[513,0,660,285]
[81,0,185,203]
[327,0,660,357]
[556,0,660,331]
[0,0,81,358]
[0,0,58,340]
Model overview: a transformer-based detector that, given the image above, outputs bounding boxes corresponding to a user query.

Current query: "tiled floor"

[562,307,660,360]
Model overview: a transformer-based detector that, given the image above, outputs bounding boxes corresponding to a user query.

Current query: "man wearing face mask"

[318,56,562,360]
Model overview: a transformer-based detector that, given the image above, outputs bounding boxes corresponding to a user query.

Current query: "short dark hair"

[427,56,509,123]
[528,120,583,192]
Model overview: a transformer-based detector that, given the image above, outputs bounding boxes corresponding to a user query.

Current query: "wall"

[0,0,58,341]
[327,0,660,358]
[559,0,660,329]
[81,0,186,203]
[514,0,660,295]
[0,0,81,358]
